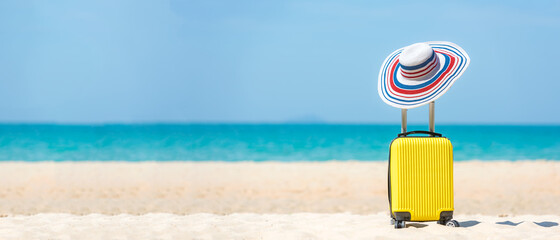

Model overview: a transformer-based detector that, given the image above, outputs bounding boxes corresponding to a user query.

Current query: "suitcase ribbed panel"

[390,137,454,221]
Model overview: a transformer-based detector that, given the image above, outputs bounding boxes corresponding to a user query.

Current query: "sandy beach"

[0,213,558,239]
[0,161,558,239]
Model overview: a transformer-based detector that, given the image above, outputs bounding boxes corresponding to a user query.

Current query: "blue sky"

[1,0,559,124]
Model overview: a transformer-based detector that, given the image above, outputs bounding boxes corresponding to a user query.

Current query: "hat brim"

[377,41,470,109]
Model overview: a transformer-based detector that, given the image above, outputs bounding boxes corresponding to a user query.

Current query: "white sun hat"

[377,41,470,109]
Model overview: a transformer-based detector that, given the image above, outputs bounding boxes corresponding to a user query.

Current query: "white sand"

[0,213,558,239]
[0,161,558,239]
[0,161,558,215]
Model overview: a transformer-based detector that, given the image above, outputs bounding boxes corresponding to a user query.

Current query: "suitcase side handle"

[398,130,442,138]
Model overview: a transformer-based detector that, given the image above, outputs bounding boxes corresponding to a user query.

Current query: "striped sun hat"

[377,41,470,109]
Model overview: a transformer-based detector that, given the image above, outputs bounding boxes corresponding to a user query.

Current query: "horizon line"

[0,121,559,126]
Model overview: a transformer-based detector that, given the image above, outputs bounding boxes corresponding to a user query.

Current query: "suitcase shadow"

[407,223,428,228]
[460,220,480,227]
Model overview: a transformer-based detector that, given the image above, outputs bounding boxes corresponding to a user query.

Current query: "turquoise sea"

[0,124,558,161]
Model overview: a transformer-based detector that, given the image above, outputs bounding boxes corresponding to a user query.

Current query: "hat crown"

[398,43,439,81]
[400,43,433,67]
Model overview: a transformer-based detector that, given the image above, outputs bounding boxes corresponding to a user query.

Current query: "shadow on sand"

[496,221,524,226]
[460,220,480,227]
[534,221,558,227]
[496,221,559,227]
[406,223,428,228]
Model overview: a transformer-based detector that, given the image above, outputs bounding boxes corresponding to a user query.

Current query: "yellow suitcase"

[389,104,459,228]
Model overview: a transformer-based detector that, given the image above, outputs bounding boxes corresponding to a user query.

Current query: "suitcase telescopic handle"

[397,130,442,138]
[401,101,435,133]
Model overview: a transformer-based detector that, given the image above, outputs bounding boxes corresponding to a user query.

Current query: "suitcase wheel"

[437,219,460,227]
[445,220,460,227]
[394,220,406,229]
